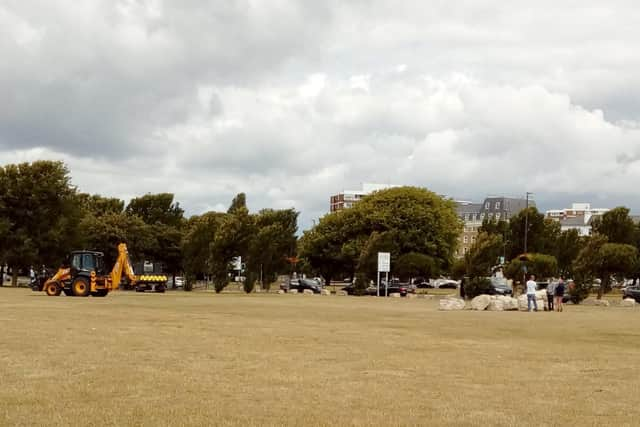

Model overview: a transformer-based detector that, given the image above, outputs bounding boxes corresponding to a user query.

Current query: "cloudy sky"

[2,1,640,229]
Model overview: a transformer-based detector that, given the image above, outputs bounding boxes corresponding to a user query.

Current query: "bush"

[214,281,226,293]
[243,278,255,294]
[462,277,492,299]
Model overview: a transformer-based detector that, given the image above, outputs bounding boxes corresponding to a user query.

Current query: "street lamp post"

[521,192,533,296]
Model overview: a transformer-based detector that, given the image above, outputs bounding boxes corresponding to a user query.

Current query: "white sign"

[231,256,242,271]
[377,252,391,272]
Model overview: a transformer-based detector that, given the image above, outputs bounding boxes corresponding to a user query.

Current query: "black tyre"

[45,282,61,296]
[135,286,145,292]
[71,277,90,297]
[155,284,165,293]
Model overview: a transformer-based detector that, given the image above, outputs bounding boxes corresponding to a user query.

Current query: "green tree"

[505,253,558,281]
[298,210,355,286]
[0,161,82,285]
[554,229,584,278]
[394,252,438,282]
[464,232,504,278]
[181,212,225,282]
[79,212,156,268]
[507,207,559,259]
[77,194,124,216]
[125,193,184,228]
[573,234,638,299]
[591,207,638,245]
[246,208,298,291]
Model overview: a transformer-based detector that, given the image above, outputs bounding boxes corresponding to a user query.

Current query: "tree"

[298,210,355,286]
[505,253,558,281]
[591,207,638,245]
[464,232,504,278]
[246,208,298,291]
[0,161,82,285]
[125,193,184,228]
[182,212,225,282]
[394,252,438,282]
[299,187,461,286]
[573,234,638,299]
[77,194,124,216]
[554,229,584,278]
[79,212,155,268]
[507,207,559,260]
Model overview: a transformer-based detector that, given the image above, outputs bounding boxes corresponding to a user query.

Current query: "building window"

[485,202,490,209]
[496,201,501,209]
[480,213,485,220]
[464,247,469,254]
[471,236,476,243]
[463,236,468,243]
[496,213,501,220]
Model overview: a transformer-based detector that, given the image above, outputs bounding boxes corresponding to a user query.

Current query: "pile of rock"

[439,297,466,311]
[620,298,636,307]
[517,290,548,311]
[470,294,519,311]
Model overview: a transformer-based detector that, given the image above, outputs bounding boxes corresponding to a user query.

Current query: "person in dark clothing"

[546,280,556,312]
[554,278,565,312]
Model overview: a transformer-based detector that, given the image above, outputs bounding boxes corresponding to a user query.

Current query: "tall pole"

[524,192,531,254]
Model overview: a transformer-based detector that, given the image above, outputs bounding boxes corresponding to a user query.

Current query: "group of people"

[526,274,566,312]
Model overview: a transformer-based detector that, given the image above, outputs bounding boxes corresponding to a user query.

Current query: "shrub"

[462,277,492,299]
[243,278,255,294]
[183,274,194,292]
[214,281,226,294]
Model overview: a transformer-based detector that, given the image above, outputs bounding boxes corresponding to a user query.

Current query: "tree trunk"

[12,269,18,287]
[597,276,606,300]
[172,272,176,289]
[0,264,4,287]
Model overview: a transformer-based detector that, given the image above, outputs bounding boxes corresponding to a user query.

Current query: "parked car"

[488,277,513,296]
[412,277,432,288]
[283,278,322,294]
[433,279,459,289]
[343,281,414,297]
[622,285,640,302]
[166,276,184,288]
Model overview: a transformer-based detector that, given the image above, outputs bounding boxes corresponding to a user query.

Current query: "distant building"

[329,183,400,212]
[547,203,610,237]
[455,196,532,257]
[546,203,609,221]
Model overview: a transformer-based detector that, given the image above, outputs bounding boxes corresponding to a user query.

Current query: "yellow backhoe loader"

[33,243,167,297]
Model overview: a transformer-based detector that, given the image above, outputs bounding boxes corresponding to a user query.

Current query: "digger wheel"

[45,282,61,296]
[72,277,90,297]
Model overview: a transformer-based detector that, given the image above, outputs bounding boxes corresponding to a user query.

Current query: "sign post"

[377,252,391,297]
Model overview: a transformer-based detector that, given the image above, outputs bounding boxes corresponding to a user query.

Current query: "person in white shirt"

[526,274,538,312]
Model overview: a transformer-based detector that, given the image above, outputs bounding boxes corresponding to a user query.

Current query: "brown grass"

[1,288,639,426]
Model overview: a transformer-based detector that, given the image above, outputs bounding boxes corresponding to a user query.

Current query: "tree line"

[460,206,640,301]
[0,161,297,292]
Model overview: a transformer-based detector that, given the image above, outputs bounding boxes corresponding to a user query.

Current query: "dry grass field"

[1,288,639,427]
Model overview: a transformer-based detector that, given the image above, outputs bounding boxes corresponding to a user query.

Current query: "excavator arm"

[110,243,138,290]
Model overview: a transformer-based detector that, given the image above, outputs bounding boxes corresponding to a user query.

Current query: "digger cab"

[68,251,106,277]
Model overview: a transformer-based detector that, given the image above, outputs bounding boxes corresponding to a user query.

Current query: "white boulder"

[337,290,348,296]
[321,289,331,296]
[621,298,636,307]
[288,289,298,295]
[303,289,314,295]
[487,299,504,311]
[471,295,491,311]
[390,292,401,298]
[439,298,465,311]
[277,289,285,294]
[594,299,610,307]
[502,297,520,311]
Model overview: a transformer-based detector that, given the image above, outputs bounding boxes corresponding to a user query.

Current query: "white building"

[547,203,610,237]
[330,183,400,212]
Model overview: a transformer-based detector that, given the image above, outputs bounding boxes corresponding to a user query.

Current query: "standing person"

[526,274,538,312]
[554,278,565,312]
[546,279,556,312]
